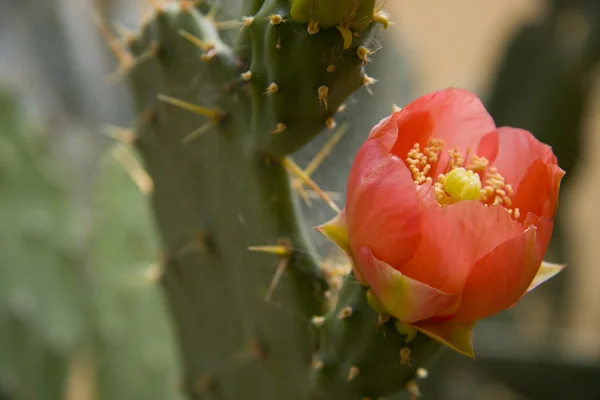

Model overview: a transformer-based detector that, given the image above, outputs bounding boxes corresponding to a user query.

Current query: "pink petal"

[355,247,459,323]
[346,141,422,268]
[389,88,496,171]
[488,127,559,189]
[412,320,477,358]
[512,161,564,222]
[523,214,554,262]
[399,201,523,296]
[452,226,539,322]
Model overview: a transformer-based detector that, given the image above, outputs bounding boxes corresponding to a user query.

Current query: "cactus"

[0,88,186,400]
[90,144,183,400]
[110,1,436,399]
[0,90,87,399]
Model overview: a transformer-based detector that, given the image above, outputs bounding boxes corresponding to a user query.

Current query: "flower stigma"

[442,168,481,201]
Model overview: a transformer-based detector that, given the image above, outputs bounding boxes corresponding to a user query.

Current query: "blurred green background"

[1,0,599,399]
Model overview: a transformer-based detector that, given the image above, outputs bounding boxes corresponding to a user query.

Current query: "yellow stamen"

[405,138,519,218]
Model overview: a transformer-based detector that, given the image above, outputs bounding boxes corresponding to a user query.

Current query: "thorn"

[276,38,282,49]
[255,239,292,302]
[111,145,154,194]
[264,82,279,95]
[311,316,326,327]
[101,124,136,144]
[325,118,336,132]
[265,257,289,302]
[247,245,291,257]
[182,121,215,145]
[406,379,421,399]
[303,121,348,177]
[214,19,244,30]
[327,64,336,73]
[337,25,353,49]
[416,367,429,379]
[271,123,287,134]
[179,0,198,12]
[112,21,137,45]
[311,356,324,370]
[400,347,412,365]
[338,306,353,320]
[241,71,252,81]
[206,1,219,21]
[267,14,286,25]
[301,190,344,203]
[372,11,390,29]
[392,103,402,112]
[376,0,389,13]
[282,157,341,213]
[249,339,268,361]
[357,46,373,65]
[308,19,320,34]
[347,366,360,381]
[232,339,268,365]
[293,183,313,207]
[337,103,347,113]
[193,373,216,394]
[318,86,329,111]
[92,10,134,67]
[142,264,163,282]
[106,42,158,84]
[363,74,378,95]
[377,313,390,327]
[157,94,223,123]
[178,29,215,52]
[201,48,218,62]
[176,231,209,259]
[241,16,254,31]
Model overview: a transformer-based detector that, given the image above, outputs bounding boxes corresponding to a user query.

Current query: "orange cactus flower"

[318,88,566,357]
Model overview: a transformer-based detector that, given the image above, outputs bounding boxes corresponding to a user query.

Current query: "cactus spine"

[114,1,438,398]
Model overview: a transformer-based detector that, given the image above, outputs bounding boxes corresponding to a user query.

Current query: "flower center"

[406,138,520,219]
[443,168,481,201]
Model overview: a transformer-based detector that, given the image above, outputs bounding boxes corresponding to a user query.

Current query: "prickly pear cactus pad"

[105,1,435,399]
[0,91,87,400]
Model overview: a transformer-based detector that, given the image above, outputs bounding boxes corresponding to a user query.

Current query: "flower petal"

[412,320,477,358]
[346,140,422,268]
[316,211,368,285]
[452,226,539,322]
[316,211,351,257]
[399,201,523,295]
[527,260,566,292]
[354,246,459,323]
[512,160,564,222]
[389,88,496,170]
[523,214,554,262]
[488,127,558,189]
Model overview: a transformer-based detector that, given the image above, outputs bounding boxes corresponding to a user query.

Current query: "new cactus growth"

[107,0,443,398]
